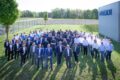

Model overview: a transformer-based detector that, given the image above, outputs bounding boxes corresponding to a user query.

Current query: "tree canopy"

[0,0,19,39]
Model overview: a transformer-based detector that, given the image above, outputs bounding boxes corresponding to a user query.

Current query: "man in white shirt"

[82,37,89,56]
[74,35,80,44]
[92,40,99,58]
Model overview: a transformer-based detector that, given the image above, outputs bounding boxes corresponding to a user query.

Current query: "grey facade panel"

[98,1,120,41]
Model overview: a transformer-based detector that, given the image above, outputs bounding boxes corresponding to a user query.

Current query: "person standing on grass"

[106,40,114,60]
[20,42,27,66]
[51,36,56,57]
[45,44,53,70]
[83,37,89,56]
[8,41,14,61]
[99,42,106,62]
[26,38,32,58]
[30,42,37,65]
[88,36,94,57]
[36,44,44,69]
[92,40,99,58]
[4,39,9,57]
[56,41,64,66]
[72,43,80,64]
[14,40,20,59]
[64,45,72,68]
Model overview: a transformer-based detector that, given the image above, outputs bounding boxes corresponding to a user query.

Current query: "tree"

[0,0,19,40]
[21,10,34,17]
[44,12,48,25]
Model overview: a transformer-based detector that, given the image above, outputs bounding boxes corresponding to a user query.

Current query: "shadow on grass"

[61,65,77,80]
[87,56,98,80]
[106,60,116,80]
[79,53,87,75]
[96,59,108,80]
[50,58,64,80]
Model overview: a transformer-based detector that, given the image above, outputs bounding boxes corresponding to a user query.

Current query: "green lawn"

[0,24,120,80]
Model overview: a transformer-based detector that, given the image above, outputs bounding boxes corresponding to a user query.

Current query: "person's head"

[47,44,51,48]
[66,44,70,49]
[63,38,66,42]
[38,44,42,48]
[94,40,97,43]
[59,41,62,45]
[23,43,26,47]
[32,42,35,46]
[9,41,12,44]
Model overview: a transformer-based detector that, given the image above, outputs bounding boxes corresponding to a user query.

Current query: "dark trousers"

[106,51,112,60]
[65,57,71,68]
[57,52,62,65]
[92,48,99,58]
[8,51,13,61]
[73,52,78,62]
[31,53,36,64]
[5,48,8,57]
[21,55,26,66]
[79,43,83,52]
[37,57,43,69]
[100,51,105,62]
[26,48,30,58]
[46,57,53,70]
[83,46,88,55]
[15,51,19,59]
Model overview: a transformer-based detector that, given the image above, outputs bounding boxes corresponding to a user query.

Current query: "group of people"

[4,29,114,70]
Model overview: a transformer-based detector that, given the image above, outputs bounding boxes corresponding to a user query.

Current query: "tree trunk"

[45,20,46,25]
[5,25,9,40]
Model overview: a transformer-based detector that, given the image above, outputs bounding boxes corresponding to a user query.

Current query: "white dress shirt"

[10,45,12,51]
[38,48,41,58]
[92,43,99,49]
[83,40,88,46]
[23,47,26,55]
[67,49,70,56]
[32,46,35,53]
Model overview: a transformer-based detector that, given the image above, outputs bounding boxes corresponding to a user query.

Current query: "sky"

[16,0,120,12]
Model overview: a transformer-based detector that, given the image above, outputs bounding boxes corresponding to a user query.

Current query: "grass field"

[0,24,120,80]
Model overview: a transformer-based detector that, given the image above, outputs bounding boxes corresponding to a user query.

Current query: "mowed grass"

[0,24,120,80]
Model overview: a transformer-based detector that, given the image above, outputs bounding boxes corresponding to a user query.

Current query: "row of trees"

[20,8,98,19]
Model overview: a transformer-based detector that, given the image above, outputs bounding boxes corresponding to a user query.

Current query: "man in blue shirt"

[99,42,106,62]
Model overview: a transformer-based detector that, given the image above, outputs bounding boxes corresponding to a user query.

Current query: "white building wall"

[99,1,120,41]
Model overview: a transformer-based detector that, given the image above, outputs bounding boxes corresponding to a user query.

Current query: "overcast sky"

[16,0,120,12]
